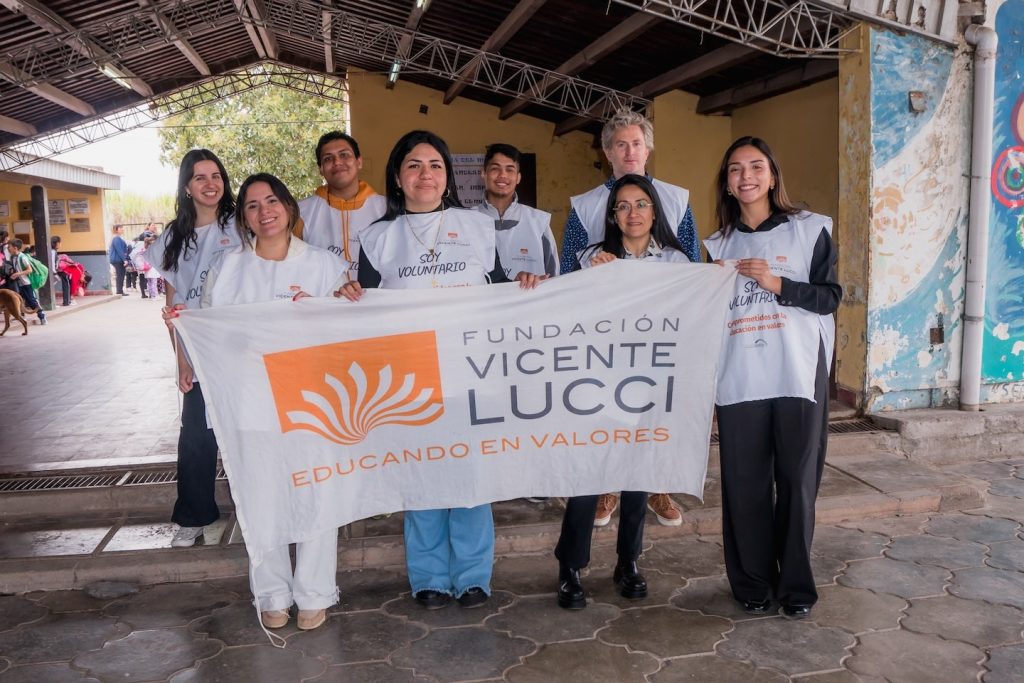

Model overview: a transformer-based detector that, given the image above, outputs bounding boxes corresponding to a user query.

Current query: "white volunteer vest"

[570,178,690,245]
[145,218,241,310]
[577,241,691,268]
[298,193,387,281]
[475,199,559,278]
[704,211,835,406]
[206,237,347,307]
[360,208,496,290]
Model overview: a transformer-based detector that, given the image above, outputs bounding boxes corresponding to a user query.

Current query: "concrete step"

[0,446,989,594]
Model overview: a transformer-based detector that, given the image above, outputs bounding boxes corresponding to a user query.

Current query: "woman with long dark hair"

[337,130,540,610]
[556,173,691,610]
[148,148,239,549]
[705,136,841,619]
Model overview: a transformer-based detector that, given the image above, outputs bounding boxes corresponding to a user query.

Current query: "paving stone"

[811,526,889,560]
[650,656,787,682]
[818,466,877,497]
[28,590,115,613]
[167,644,326,682]
[985,644,1024,683]
[392,626,535,681]
[986,539,1024,571]
[886,534,988,569]
[491,553,557,596]
[988,477,1024,498]
[0,613,130,665]
[601,606,731,658]
[104,582,238,628]
[486,595,620,642]
[0,596,47,632]
[965,497,1024,524]
[0,524,111,558]
[191,601,299,646]
[946,461,1017,481]
[0,659,7,674]
[492,498,565,527]
[0,662,100,682]
[84,581,139,600]
[809,584,906,634]
[846,629,984,682]
[717,618,855,676]
[506,640,659,683]
[903,595,1024,647]
[949,566,1024,609]
[836,514,931,537]
[586,565,684,607]
[838,557,949,599]
[640,537,726,579]
[925,514,1020,543]
[332,567,409,612]
[381,590,515,628]
[796,671,865,682]
[289,610,426,664]
[670,575,769,621]
[72,628,221,683]
[833,456,966,493]
[810,554,847,586]
[315,662,432,683]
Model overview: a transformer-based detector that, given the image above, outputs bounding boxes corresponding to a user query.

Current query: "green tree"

[104,190,175,227]
[157,80,346,198]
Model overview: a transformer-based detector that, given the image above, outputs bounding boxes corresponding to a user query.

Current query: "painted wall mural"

[866,30,971,410]
[982,0,1024,390]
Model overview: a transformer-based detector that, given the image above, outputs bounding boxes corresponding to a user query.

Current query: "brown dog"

[0,288,29,336]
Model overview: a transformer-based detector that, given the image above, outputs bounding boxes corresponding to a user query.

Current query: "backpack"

[23,254,48,290]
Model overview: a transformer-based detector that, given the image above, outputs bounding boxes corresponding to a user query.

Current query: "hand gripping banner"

[173,260,737,559]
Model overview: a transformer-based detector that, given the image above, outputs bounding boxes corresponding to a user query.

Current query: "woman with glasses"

[556,173,689,610]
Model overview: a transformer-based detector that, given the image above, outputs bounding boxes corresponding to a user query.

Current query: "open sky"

[53,125,178,197]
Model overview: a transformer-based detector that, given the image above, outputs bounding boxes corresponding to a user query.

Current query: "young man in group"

[297,131,387,281]
[475,143,558,280]
[559,109,700,529]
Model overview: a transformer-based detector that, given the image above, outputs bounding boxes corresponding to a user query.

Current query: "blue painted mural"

[983,0,1024,384]
[866,30,970,410]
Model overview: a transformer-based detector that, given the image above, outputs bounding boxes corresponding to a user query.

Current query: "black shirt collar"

[735,212,788,233]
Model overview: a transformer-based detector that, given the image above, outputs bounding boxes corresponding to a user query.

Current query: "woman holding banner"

[203,173,347,632]
[150,149,241,550]
[705,137,841,619]
[336,130,541,610]
[555,173,690,610]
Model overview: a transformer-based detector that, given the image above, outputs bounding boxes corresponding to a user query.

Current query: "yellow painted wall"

[649,90,732,238]
[0,179,106,253]
[347,69,605,241]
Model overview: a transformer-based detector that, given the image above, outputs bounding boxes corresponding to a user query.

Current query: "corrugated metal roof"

[5,151,121,189]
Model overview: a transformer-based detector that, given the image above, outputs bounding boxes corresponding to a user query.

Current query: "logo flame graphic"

[285,362,443,444]
[263,330,445,445]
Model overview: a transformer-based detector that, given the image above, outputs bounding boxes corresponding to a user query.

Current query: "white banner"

[174,260,737,559]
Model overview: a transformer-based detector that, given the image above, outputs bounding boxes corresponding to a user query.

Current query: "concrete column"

[30,185,52,311]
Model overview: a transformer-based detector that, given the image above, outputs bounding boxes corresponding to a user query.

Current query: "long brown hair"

[714,136,800,236]
[234,173,300,248]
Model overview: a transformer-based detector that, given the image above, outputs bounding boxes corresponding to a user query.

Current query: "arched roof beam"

[696,59,838,115]
[0,0,153,97]
[499,10,660,121]
[443,0,548,105]
[386,0,433,89]
[553,42,760,137]
[322,8,334,74]
[0,59,96,117]
[138,0,211,77]
[0,114,36,137]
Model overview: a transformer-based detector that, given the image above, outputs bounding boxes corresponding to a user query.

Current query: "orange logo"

[776,255,787,263]
[520,248,529,254]
[447,232,458,238]
[263,331,444,445]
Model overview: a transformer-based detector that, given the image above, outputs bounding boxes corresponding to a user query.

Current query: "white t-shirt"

[297,191,386,282]
[474,197,558,278]
[360,208,497,290]
[144,218,241,309]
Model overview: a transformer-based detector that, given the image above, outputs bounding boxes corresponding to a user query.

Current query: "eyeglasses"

[612,200,654,215]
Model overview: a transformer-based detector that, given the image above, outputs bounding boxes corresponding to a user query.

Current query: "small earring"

[726,189,733,196]
[443,187,452,200]
[185,191,192,198]
[770,183,775,190]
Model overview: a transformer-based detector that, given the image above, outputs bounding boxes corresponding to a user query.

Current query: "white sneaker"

[171,525,204,547]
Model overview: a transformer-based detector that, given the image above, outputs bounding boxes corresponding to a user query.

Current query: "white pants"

[249,529,340,611]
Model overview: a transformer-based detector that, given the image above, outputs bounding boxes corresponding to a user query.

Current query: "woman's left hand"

[735,258,782,295]
[514,272,547,290]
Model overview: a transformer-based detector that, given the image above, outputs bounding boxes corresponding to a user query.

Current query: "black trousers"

[554,491,648,569]
[57,272,71,306]
[139,273,148,297]
[716,342,829,606]
[112,262,126,294]
[172,383,221,527]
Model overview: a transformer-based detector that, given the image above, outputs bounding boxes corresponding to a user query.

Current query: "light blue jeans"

[404,504,494,598]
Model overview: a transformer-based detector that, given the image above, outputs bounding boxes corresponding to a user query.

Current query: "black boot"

[557,565,586,609]
[613,559,648,599]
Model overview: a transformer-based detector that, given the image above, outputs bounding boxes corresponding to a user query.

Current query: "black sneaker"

[414,590,451,610]
[457,587,488,608]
